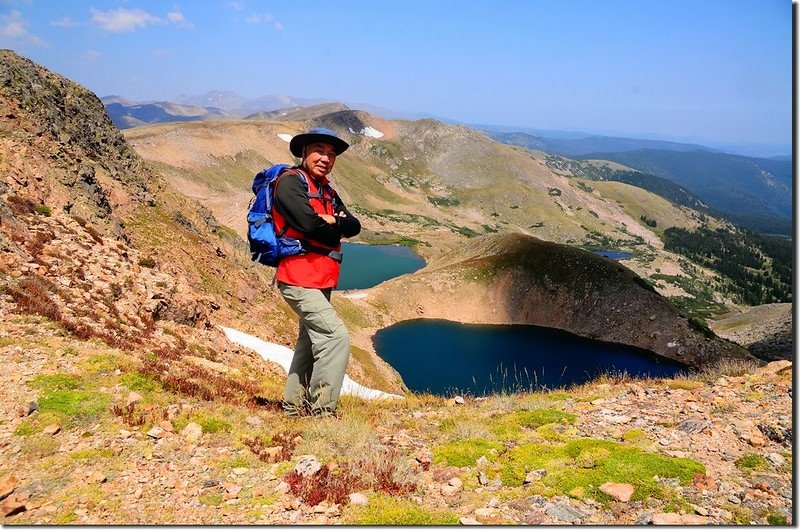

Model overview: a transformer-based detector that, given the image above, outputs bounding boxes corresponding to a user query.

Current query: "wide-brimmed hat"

[289,127,349,158]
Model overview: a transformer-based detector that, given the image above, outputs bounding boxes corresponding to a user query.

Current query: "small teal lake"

[373,319,687,396]
[592,250,632,260]
[337,243,426,290]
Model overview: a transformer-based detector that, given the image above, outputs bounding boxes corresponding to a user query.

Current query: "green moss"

[70,447,115,460]
[500,438,704,503]
[21,434,60,457]
[621,429,648,443]
[38,388,109,426]
[13,420,37,436]
[53,511,78,524]
[345,494,459,525]
[186,413,231,434]
[120,372,162,393]
[217,455,252,469]
[735,453,768,471]
[31,373,80,391]
[767,513,788,525]
[490,409,576,440]
[199,493,224,506]
[77,353,131,375]
[543,391,571,401]
[432,438,503,467]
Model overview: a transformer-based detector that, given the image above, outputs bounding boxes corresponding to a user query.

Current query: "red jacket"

[273,168,358,289]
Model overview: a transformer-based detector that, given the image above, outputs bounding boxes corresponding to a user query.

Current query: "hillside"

[101,98,237,130]
[0,51,792,525]
[575,149,792,233]
[487,131,717,156]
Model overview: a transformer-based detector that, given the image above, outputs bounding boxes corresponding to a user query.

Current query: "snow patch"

[342,292,368,300]
[347,126,384,139]
[220,326,403,401]
[277,133,292,143]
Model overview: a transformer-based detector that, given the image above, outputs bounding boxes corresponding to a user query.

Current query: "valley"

[0,50,792,525]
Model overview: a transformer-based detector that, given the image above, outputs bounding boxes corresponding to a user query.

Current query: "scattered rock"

[126,392,142,406]
[42,424,61,436]
[295,455,321,477]
[274,482,291,495]
[545,504,587,523]
[768,452,786,466]
[232,467,248,476]
[652,513,707,525]
[477,471,489,486]
[0,476,19,500]
[758,423,792,445]
[473,507,503,524]
[761,360,791,375]
[225,484,242,497]
[459,516,482,525]
[25,401,38,416]
[677,419,711,434]
[180,422,202,442]
[1,494,27,517]
[348,492,368,506]
[475,455,489,468]
[747,430,768,447]
[600,482,634,502]
[523,469,547,484]
[453,396,466,405]
[146,427,166,439]
[159,420,174,432]
[86,471,106,484]
[245,415,263,427]
[442,477,463,496]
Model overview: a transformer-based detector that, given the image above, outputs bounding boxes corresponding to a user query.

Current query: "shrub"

[138,256,156,268]
[734,453,768,471]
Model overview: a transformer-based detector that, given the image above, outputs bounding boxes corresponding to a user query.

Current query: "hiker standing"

[272,127,361,417]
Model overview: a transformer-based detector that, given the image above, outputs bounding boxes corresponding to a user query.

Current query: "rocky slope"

[1,314,792,524]
[709,304,793,361]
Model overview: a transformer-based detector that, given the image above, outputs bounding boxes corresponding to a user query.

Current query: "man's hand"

[320,212,347,225]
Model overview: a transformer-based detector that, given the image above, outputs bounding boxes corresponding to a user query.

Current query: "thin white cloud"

[274,21,283,31]
[81,49,102,63]
[0,9,46,46]
[167,9,193,28]
[90,7,163,33]
[50,16,76,28]
[223,1,245,11]
[243,12,274,24]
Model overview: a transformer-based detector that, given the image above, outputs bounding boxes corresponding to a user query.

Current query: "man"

[272,127,361,417]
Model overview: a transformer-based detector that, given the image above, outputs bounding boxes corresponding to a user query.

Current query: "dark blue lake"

[592,250,632,260]
[337,243,425,290]
[373,319,687,396]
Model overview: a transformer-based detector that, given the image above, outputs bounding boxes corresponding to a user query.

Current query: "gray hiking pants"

[277,282,350,416]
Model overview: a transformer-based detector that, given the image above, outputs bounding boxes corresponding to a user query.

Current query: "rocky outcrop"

[709,303,792,361]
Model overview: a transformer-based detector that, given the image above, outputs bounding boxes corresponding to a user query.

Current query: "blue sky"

[0,0,793,150]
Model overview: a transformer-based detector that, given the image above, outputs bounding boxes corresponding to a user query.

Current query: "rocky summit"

[0,50,793,525]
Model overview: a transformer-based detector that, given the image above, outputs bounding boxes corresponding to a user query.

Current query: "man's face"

[302,142,337,179]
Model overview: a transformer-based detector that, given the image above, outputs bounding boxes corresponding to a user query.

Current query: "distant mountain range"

[484,131,793,235]
[486,131,718,156]
[101,91,792,236]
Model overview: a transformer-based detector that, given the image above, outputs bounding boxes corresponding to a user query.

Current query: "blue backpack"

[247,164,304,266]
